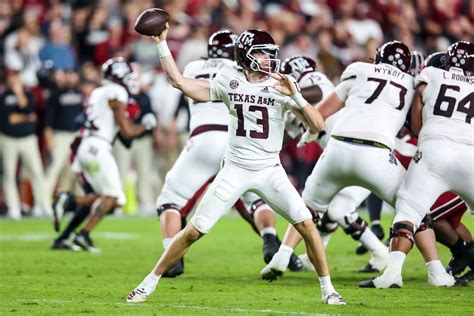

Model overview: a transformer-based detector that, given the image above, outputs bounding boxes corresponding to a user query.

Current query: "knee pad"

[157,203,181,217]
[415,214,433,234]
[191,215,211,234]
[316,212,339,233]
[342,216,368,241]
[390,222,415,247]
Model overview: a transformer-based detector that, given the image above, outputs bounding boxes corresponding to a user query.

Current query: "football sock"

[57,206,90,241]
[367,194,383,223]
[320,232,332,248]
[360,229,386,253]
[450,238,468,255]
[260,227,277,237]
[163,237,173,249]
[143,271,161,290]
[426,260,445,275]
[381,251,406,278]
[319,275,336,297]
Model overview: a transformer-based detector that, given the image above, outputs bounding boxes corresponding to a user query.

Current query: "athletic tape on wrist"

[156,41,171,57]
[291,93,307,109]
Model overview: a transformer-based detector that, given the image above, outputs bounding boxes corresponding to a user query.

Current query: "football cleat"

[288,253,304,272]
[73,232,101,253]
[428,270,455,287]
[323,292,346,305]
[127,287,150,303]
[359,275,402,288]
[260,250,289,282]
[262,234,281,264]
[162,258,184,278]
[50,239,82,251]
[52,191,74,232]
[357,263,380,273]
[446,243,474,276]
[458,270,474,283]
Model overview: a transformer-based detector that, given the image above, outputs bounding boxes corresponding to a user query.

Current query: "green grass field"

[0,213,472,315]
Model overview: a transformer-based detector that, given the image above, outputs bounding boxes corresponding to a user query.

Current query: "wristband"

[291,92,307,109]
[156,41,171,57]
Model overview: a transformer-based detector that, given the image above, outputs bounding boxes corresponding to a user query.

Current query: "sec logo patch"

[230,80,239,89]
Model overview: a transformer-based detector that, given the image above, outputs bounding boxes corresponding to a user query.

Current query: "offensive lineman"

[360,41,474,288]
[261,56,388,280]
[127,26,346,305]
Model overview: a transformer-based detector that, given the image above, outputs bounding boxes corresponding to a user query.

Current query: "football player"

[289,41,413,283]
[360,41,474,288]
[153,30,302,277]
[128,26,346,305]
[260,56,389,279]
[51,57,156,252]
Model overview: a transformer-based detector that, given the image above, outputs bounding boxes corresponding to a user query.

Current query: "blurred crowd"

[0,0,473,218]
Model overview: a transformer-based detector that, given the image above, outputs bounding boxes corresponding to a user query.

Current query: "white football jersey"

[285,70,339,148]
[183,58,233,131]
[332,62,415,149]
[85,81,128,143]
[298,70,335,99]
[416,66,473,145]
[210,64,297,170]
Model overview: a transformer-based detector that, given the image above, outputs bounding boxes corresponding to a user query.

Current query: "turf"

[0,213,472,315]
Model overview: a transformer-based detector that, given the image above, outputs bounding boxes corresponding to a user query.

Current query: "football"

[134,8,170,36]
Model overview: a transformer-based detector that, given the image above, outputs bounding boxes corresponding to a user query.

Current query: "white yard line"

[16,298,328,315]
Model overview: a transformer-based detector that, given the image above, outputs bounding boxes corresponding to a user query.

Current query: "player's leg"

[156,131,227,276]
[72,139,126,252]
[127,162,247,303]
[360,153,448,288]
[414,215,455,286]
[356,193,385,255]
[326,187,389,273]
[255,165,344,305]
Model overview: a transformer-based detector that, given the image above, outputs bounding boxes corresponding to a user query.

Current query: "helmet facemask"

[246,44,280,75]
[123,72,140,95]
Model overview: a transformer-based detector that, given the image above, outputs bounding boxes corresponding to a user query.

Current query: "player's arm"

[272,73,325,132]
[291,106,324,133]
[152,24,210,102]
[410,84,426,136]
[110,100,153,138]
[316,91,344,119]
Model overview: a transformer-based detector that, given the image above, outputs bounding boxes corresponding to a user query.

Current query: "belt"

[190,124,228,138]
[331,135,390,150]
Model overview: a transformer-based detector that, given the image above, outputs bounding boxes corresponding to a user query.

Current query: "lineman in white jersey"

[303,41,414,219]
[155,30,236,277]
[69,57,156,251]
[361,41,474,288]
[261,56,388,280]
[128,27,346,305]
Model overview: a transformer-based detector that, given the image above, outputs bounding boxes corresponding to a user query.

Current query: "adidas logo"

[260,86,270,93]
